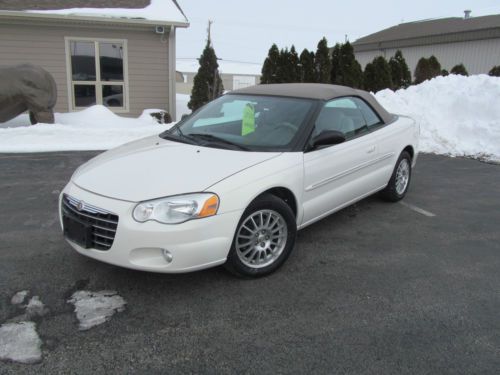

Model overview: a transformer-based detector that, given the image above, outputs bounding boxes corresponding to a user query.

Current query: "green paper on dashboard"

[242,103,255,136]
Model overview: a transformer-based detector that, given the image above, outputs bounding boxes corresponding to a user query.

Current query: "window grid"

[66,38,128,113]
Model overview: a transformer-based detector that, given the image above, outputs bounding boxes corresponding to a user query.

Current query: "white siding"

[176,72,261,95]
[355,38,500,78]
[232,75,256,89]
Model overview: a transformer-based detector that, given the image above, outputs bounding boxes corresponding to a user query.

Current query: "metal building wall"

[355,38,500,78]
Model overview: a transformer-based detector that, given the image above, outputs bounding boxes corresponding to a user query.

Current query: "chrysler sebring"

[59,83,419,277]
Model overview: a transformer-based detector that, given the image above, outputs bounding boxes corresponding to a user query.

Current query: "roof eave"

[0,10,189,28]
[353,27,500,51]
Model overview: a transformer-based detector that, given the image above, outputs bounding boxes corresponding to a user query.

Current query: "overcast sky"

[176,0,500,66]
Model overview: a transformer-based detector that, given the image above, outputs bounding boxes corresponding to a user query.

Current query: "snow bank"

[1,77,498,159]
[0,322,42,364]
[11,290,29,305]
[68,290,126,331]
[176,93,191,119]
[24,296,49,319]
[1,293,46,364]
[375,74,500,162]
[8,295,49,323]
[25,0,187,24]
[0,105,172,153]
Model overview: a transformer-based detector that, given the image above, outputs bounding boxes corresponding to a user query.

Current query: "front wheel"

[380,151,412,202]
[225,194,297,278]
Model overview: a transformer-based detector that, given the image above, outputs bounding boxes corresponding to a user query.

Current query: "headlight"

[132,193,219,224]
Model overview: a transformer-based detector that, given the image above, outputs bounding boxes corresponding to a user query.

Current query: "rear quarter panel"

[374,115,419,185]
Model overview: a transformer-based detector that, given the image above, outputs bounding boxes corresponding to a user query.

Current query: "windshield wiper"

[187,133,249,151]
[161,127,197,145]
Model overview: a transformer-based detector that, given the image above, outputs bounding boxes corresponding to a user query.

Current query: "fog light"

[162,249,173,263]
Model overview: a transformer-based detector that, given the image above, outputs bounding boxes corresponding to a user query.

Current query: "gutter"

[0,10,189,28]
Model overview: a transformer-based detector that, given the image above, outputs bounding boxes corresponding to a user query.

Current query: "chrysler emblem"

[77,201,85,211]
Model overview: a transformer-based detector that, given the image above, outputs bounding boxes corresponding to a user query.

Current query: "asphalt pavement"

[0,152,499,374]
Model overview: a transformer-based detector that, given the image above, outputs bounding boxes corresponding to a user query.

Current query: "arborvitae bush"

[331,42,363,88]
[288,45,300,82]
[276,48,290,83]
[414,57,432,84]
[315,37,331,83]
[299,48,316,82]
[428,55,442,77]
[414,56,443,84]
[363,62,376,91]
[330,43,341,84]
[363,56,393,92]
[188,41,224,111]
[489,66,500,77]
[261,44,280,84]
[450,63,469,76]
[388,50,411,89]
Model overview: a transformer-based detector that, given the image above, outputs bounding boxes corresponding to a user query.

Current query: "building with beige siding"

[352,11,500,78]
[0,0,189,119]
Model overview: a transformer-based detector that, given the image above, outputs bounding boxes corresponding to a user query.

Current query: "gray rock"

[0,64,57,124]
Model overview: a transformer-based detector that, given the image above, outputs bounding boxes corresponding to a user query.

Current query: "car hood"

[72,135,281,202]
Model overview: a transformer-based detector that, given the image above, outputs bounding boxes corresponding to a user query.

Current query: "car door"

[301,97,382,227]
[352,97,399,187]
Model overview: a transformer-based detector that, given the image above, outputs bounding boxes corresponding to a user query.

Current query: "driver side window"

[314,97,369,140]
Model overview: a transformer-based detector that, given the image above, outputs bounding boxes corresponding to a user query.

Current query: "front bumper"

[59,182,242,273]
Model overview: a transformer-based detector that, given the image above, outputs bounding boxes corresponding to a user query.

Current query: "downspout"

[168,25,177,121]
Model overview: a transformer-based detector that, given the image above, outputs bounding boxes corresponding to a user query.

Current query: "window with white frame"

[66,38,128,111]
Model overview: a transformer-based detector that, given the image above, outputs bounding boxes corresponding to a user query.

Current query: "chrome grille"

[61,194,119,250]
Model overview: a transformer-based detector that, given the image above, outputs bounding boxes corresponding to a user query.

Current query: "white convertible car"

[60,83,419,277]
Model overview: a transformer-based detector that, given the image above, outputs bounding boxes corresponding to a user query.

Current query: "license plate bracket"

[63,214,92,248]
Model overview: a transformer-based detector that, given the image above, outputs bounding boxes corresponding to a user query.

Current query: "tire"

[224,194,297,278]
[380,151,412,202]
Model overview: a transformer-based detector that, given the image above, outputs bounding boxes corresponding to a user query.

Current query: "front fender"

[207,153,305,225]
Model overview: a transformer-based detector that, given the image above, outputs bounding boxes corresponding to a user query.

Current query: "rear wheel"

[225,194,296,278]
[380,151,412,202]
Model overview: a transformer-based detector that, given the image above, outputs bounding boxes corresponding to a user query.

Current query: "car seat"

[338,115,355,136]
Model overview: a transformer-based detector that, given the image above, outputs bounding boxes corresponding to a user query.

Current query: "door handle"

[367,146,376,154]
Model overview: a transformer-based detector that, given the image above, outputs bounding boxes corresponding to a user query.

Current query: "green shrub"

[450,64,469,76]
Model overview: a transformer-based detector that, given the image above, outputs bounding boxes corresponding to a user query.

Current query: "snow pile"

[25,0,187,24]
[67,290,126,331]
[0,322,42,364]
[1,292,45,364]
[10,290,29,305]
[176,93,191,118]
[375,74,500,162]
[2,76,498,159]
[8,293,49,322]
[23,296,49,319]
[0,105,172,153]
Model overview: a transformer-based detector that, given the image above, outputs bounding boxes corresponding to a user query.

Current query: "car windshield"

[161,94,316,152]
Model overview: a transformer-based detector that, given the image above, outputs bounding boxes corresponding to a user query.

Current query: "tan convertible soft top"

[229,83,394,124]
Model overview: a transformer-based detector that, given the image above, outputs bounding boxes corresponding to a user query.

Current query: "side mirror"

[312,130,346,149]
[181,113,190,121]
